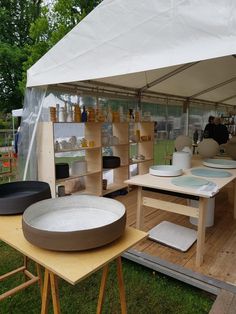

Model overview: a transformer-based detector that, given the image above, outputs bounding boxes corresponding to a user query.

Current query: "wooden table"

[0,215,147,313]
[125,159,236,267]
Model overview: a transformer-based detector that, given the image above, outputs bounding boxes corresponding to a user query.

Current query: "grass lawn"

[0,241,214,314]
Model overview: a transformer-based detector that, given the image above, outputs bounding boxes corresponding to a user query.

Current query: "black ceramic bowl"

[103,156,120,169]
[0,181,51,215]
[55,163,69,179]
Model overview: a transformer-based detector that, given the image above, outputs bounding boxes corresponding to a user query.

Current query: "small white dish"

[149,165,183,177]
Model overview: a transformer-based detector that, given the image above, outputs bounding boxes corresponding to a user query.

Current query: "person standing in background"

[213,117,229,145]
[203,116,215,139]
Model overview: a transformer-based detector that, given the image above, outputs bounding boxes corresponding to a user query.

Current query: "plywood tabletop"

[0,215,147,285]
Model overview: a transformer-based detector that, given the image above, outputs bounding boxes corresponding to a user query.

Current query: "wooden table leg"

[36,263,43,297]
[41,269,50,314]
[50,272,61,314]
[196,197,208,267]
[41,269,61,314]
[23,255,28,281]
[116,257,127,314]
[97,258,127,314]
[136,186,144,230]
[96,264,109,314]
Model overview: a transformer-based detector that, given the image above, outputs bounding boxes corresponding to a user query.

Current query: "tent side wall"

[19,87,47,180]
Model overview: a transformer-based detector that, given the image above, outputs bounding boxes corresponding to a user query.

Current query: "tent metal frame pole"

[50,83,235,109]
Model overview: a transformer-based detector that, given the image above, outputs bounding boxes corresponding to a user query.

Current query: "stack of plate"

[149,165,183,177]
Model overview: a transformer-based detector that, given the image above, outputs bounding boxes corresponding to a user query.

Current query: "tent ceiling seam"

[189,77,236,99]
[139,61,200,92]
[217,94,236,103]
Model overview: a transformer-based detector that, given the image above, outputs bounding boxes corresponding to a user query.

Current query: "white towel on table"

[197,182,219,196]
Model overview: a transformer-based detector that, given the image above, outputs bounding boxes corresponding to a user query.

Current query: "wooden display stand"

[0,215,147,313]
[125,159,236,267]
[37,121,154,197]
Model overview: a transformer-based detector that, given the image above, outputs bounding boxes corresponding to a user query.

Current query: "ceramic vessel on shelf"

[175,135,192,151]
[226,136,236,160]
[197,138,219,158]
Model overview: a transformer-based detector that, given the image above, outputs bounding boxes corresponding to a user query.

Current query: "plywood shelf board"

[56,170,101,183]
[55,146,101,153]
[102,183,128,196]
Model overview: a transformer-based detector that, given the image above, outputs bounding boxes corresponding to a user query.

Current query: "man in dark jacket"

[213,117,229,145]
[203,116,215,139]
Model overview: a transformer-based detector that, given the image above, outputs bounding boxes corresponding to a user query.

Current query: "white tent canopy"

[27,0,236,107]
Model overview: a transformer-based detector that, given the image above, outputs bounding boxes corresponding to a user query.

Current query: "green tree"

[0,0,42,112]
[0,0,102,113]
[20,0,102,94]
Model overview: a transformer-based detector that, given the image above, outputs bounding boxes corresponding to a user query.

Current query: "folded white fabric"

[197,182,219,196]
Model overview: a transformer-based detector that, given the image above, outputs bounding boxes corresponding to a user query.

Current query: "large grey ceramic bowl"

[22,195,126,251]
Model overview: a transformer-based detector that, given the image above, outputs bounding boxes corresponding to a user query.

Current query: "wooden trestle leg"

[96,264,109,314]
[96,257,127,314]
[116,256,127,314]
[41,269,61,314]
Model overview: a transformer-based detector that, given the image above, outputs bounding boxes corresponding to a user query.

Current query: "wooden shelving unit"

[37,121,154,197]
[129,122,154,175]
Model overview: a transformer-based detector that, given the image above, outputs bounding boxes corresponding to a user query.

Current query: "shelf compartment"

[138,141,154,160]
[102,183,128,196]
[56,170,101,184]
[129,158,154,165]
[86,149,102,173]
[138,159,154,175]
[57,172,102,196]
[111,145,129,166]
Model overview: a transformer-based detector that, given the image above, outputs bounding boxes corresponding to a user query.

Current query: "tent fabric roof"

[27,0,236,106]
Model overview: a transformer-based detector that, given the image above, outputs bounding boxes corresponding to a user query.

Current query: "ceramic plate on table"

[203,159,236,169]
[171,176,209,188]
[191,168,232,178]
[149,165,183,177]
